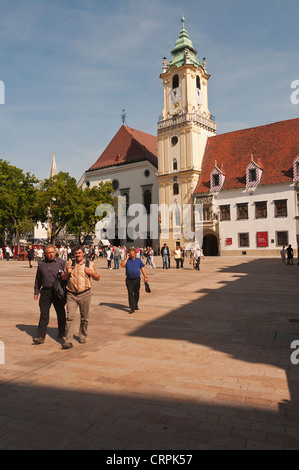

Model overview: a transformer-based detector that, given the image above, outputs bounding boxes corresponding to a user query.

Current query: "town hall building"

[79,17,299,257]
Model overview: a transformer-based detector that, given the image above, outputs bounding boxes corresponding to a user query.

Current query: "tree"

[38,172,80,242]
[66,181,115,244]
[0,159,40,248]
[38,172,114,243]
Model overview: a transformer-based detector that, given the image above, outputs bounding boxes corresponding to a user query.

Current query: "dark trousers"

[37,288,66,339]
[125,277,140,311]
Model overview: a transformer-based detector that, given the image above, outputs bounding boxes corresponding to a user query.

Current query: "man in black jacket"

[33,245,66,344]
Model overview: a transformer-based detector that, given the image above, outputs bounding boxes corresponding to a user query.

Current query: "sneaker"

[79,337,86,344]
[33,337,45,344]
[62,342,73,349]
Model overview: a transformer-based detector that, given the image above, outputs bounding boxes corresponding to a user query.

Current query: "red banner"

[257,232,268,247]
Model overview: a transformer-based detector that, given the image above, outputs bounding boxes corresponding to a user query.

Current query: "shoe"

[33,337,45,344]
[135,307,139,311]
[79,337,86,344]
[62,342,73,349]
[129,309,135,314]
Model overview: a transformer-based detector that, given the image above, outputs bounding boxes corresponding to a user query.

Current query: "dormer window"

[210,163,225,192]
[249,168,257,182]
[213,174,219,186]
[246,158,263,189]
[293,155,299,181]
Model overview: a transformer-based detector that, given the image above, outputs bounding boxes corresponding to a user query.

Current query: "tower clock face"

[171,87,181,103]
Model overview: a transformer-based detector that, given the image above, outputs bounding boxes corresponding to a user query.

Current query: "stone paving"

[0,254,299,450]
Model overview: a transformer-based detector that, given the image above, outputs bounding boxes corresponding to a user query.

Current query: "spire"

[164,17,202,72]
[50,152,58,178]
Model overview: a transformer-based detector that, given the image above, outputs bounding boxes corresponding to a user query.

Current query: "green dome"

[166,17,202,71]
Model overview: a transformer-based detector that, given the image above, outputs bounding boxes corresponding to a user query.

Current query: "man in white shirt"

[194,247,204,271]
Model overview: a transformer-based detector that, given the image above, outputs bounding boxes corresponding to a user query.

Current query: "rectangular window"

[213,174,220,186]
[239,233,249,247]
[255,201,267,219]
[249,168,257,182]
[277,231,289,246]
[274,200,287,217]
[237,203,248,220]
[220,205,230,221]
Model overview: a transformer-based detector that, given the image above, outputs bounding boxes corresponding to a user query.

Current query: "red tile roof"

[87,126,158,172]
[194,118,299,194]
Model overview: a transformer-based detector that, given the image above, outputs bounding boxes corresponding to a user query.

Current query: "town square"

[0,0,299,454]
[0,254,299,450]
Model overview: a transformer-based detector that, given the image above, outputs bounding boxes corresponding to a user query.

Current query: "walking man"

[27,245,35,268]
[121,247,148,314]
[113,245,120,269]
[61,246,100,349]
[33,245,66,344]
[161,243,170,269]
[286,244,294,265]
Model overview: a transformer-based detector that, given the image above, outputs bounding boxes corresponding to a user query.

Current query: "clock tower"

[157,17,216,250]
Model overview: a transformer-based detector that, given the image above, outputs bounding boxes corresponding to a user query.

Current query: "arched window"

[173,159,178,171]
[143,189,152,215]
[172,74,179,89]
[173,183,179,195]
[196,75,201,89]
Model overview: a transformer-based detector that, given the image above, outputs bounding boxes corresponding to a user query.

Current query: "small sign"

[226,238,232,246]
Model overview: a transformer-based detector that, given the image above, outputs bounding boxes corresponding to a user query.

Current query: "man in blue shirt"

[121,247,148,314]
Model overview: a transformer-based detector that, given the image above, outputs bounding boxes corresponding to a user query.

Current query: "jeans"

[114,255,119,269]
[162,255,168,269]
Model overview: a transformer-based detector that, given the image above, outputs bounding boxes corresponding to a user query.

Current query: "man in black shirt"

[27,245,35,268]
[33,245,66,344]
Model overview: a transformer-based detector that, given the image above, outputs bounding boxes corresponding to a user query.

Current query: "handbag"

[144,281,151,293]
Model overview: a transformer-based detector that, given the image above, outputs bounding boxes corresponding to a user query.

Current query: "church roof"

[87,125,158,172]
[194,118,299,194]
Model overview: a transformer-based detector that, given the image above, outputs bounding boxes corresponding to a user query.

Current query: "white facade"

[79,160,159,250]
[214,184,298,256]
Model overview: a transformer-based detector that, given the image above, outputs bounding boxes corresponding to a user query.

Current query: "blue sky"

[0,0,298,180]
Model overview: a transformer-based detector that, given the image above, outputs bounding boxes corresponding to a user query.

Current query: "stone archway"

[203,234,219,256]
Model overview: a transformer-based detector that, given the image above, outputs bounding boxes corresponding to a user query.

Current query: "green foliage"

[38,173,114,243]
[0,161,115,245]
[66,181,115,243]
[0,159,39,242]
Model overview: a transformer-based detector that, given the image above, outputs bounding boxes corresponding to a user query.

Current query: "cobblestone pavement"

[0,255,299,450]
